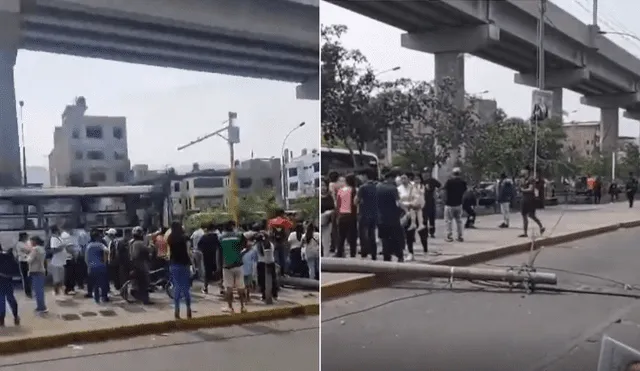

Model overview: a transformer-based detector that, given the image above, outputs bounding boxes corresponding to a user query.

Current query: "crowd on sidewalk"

[0,209,319,327]
[320,165,566,262]
[320,163,640,264]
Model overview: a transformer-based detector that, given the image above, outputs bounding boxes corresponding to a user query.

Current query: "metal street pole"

[592,0,598,27]
[533,0,547,180]
[176,112,240,224]
[386,125,393,165]
[19,100,27,186]
[228,112,239,226]
[280,122,305,210]
[374,67,401,166]
[321,258,558,286]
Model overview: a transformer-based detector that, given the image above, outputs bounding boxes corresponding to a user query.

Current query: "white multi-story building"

[285,149,320,201]
[49,97,131,186]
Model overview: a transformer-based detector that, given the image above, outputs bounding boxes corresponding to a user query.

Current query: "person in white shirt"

[287,223,305,276]
[15,233,31,298]
[300,223,320,280]
[397,173,420,261]
[48,226,68,296]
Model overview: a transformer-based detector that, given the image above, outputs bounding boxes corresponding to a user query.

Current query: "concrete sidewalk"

[322,202,640,299]
[0,286,318,355]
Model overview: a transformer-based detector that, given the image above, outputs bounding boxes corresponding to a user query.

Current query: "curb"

[0,303,319,356]
[321,220,640,300]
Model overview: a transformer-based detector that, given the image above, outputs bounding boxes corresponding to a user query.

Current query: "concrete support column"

[434,52,465,180]
[551,87,563,120]
[0,49,21,187]
[600,108,619,153]
[296,75,318,100]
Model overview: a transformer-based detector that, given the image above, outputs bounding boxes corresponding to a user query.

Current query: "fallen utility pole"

[280,276,319,291]
[321,258,557,286]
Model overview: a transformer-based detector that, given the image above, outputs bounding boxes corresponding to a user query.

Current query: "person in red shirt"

[268,209,294,276]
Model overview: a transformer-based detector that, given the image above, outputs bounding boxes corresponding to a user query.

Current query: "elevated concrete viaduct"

[0,0,318,186]
[329,0,640,157]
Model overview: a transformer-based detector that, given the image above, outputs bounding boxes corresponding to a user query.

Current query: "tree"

[619,143,640,177]
[321,24,378,167]
[462,116,568,179]
[367,78,481,171]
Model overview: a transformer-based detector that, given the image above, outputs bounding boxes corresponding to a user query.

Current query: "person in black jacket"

[443,168,467,242]
[462,187,477,229]
[421,168,441,238]
[197,223,220,294]
[0,243,20,326]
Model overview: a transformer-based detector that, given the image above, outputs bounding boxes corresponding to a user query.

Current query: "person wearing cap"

[442,167,467,242]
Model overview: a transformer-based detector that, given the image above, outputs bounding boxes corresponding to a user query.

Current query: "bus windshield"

[321,147,379,177]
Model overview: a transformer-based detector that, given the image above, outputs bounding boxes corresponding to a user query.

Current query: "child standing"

[241,243,258,302]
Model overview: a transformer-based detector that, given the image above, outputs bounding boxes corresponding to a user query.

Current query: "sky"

[321,0,640,139]
[15,52,319,170]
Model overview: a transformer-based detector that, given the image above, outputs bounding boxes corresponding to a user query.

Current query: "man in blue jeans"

[357,168,378,259]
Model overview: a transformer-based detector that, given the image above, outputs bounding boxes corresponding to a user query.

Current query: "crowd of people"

[0,208,319,326]
[320,165,554,262]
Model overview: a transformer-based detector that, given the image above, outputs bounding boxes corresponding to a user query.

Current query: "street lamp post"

[281,122,305,210]
[374,66,401,165]
[19,100,27,186]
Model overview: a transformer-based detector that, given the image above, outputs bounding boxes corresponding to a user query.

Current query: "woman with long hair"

[301,222,320,280]
[167,222,192,319]
[336,174,358,258]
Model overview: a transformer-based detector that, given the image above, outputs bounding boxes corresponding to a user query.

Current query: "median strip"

[322,220,640,300]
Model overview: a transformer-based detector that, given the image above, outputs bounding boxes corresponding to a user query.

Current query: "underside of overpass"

[0,0,319,186]
[329,0,640,157]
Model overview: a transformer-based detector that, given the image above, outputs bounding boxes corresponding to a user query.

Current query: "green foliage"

[619,143,640,177]
[321,24,378,167]
[463,116,567,179]
[290,196,319,223]
[374,78,481,170]
[183,190,279,232]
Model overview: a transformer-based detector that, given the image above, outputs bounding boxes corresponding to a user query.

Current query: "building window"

[186,181,190,190]
[173,182,180,193]
[238,178,252,189]
[586,150,590,156]
[115,171,126,182]
[313,162,319,173]
[288,168,298,177]
[113,127,123,139]
[87,151,105,160]
[75,151,83,160]
[314,178,320,188]
[85,126,103,139]
[262,177,274,187]
[193,177,224,188]
[114,152,126,160]
[71,128,80,139]
[586,140,590,145]
[89,172,107,182]
[289,182,298,191]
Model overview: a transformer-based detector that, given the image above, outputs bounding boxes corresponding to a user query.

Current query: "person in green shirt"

[219,220,247,313]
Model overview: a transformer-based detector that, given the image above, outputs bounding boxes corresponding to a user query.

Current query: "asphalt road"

[0,317,319,371]
[321,227,640,371]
